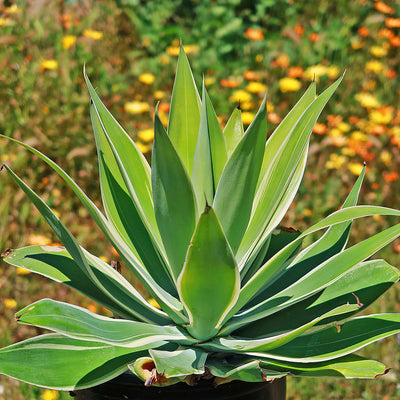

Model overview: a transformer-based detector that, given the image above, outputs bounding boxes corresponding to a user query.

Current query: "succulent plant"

[1,47,400,391]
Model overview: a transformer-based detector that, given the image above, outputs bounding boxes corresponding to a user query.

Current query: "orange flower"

[384,69,396,79]
[374,2,395,14]
[379,28,394,39]
[243,70,259,81]
[383,172,399,182]
[294,24,305,37]
[313,122,327,135]
[273,53,290,69]
[158,103,170,113]
[267,112,282,124]
[60,14,72,30]
[220,79,240,88]
[358,27,369,37]
[385,18,400,28]
[287,66,303,78]
[309,33,319,43]
[244,28,264,41]
[371,125,387,135]
[327,114,342,127]
[349,116,360,124]
[372,182,379,190]
[389,36,400,47]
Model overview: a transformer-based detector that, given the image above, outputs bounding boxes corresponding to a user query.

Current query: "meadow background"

[0,0,400,398]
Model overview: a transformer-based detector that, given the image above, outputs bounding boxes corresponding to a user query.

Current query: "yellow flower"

[279,77,301,92]
[41,389,59,400]
[17,268,31,275]
[143,38,151,47]
[4,299,17,309]
[241,112,255,125]
[159,54,171,65]
[183,45,200,54]
[28,234,52,246]
[83,29,103,40]
[304,64,328,81]
[62,35,76,50]
[327,65,340,79]
[124,101,150,114]
[350,131,368,141]
[325,154,347,169]
[370,107,393,125]
[40,60,58,71]
[370,46,388,58]
[337,122,351,132]
[355,93,381,108]
[240,101,255,111]
[137,129,154,143]
[154,90,165,100]
[166,46,180,56]
[139,73,155,85]
[380,150,392,165]
[304,208,313,217]
[229,90,252,103]
[148,298,161,309]
[4,4,21,14]
[246,82,267,93]
[99,256,109,263]
[204,77,216,86]
[351,40,364,50]
[365,60,384,74]
[135,142,151,154]
[341,147,356,157]
[348,162,365,176]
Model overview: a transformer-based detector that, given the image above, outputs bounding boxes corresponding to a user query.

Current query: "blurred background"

[0,0,399,398]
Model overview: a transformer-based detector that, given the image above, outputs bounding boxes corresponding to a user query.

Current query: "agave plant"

[1,47,400,391]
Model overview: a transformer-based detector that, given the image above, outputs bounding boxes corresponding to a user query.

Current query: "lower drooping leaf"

[208,353,387,381]
[207,358,286,383]
[16,299,197,348]
[251,313,400,362]
[149,347,207,378]
[178,206,240,341]
[4,245,170,324]
[0,334,156,390]
[235,259,399,338]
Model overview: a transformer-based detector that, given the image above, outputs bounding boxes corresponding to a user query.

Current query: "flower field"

[0,0,400,398]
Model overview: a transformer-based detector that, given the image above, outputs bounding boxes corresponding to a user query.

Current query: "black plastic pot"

[70,372,286,400]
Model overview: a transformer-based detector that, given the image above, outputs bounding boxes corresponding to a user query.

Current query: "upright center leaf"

[177,206,240,341]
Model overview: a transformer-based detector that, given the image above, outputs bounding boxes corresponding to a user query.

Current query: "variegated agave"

[1,47,400,391]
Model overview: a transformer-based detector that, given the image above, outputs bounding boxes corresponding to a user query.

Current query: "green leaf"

[207,358,285,383]
[245,167,365,303]
[227,205,400,324]
[0,137,187,324]
[84,70,157,239]
[225,222,400,333]
[237,78,341,268]
[177,206,240,341]
[16,299,196,348]
[192,82,227,211]
[152,108,197,280]
[191,81,215,212]
[258,354,387,379]
[208,354,387,380]
[205,88,227,189]
[213,95,267,253]
[223,107,244,157]
[4,245,170,324]
[167,45,201,176]
[236,259,399,338]
[149,348,207,378]
[0,334,154,390]
[202,304,359,353]
[89,102,175,294]
[259,313,400,362]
